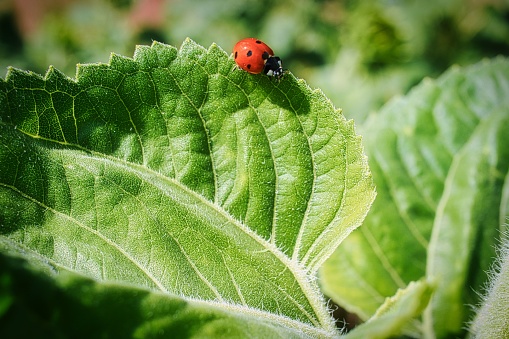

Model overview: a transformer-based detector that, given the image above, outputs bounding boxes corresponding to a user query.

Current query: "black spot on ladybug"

[261,51,269,60]
[234,51,238,59]
[247,50,252,57]
[255,40,262,44]
[247,64,251,69]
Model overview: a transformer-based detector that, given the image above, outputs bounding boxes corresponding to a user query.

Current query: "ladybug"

[233,38,284,80]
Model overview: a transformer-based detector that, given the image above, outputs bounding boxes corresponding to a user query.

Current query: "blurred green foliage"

[1,0,508,120]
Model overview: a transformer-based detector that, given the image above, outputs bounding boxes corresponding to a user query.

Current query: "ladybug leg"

[230,53,239,73]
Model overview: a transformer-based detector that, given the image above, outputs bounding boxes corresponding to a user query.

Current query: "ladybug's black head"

[263,56,284,80]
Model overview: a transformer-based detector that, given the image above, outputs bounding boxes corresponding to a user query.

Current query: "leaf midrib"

[86,150,338,329]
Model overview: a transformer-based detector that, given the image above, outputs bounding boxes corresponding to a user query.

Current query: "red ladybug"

[233,38,284,80]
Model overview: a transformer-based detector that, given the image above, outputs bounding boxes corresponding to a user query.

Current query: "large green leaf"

[0,39,375,336]
[320,57,509,337]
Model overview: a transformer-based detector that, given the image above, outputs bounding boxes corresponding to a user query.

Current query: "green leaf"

[423,102,509,336]
[0,39,375,336]
[344,280,433,339]
[319,57,509,337]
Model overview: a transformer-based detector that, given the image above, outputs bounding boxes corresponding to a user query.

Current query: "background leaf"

[0,39,375,335]
[320,57,509,337]
[344,280,433,339]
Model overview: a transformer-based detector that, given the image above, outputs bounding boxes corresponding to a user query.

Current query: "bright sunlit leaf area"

[0,39,374,338]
